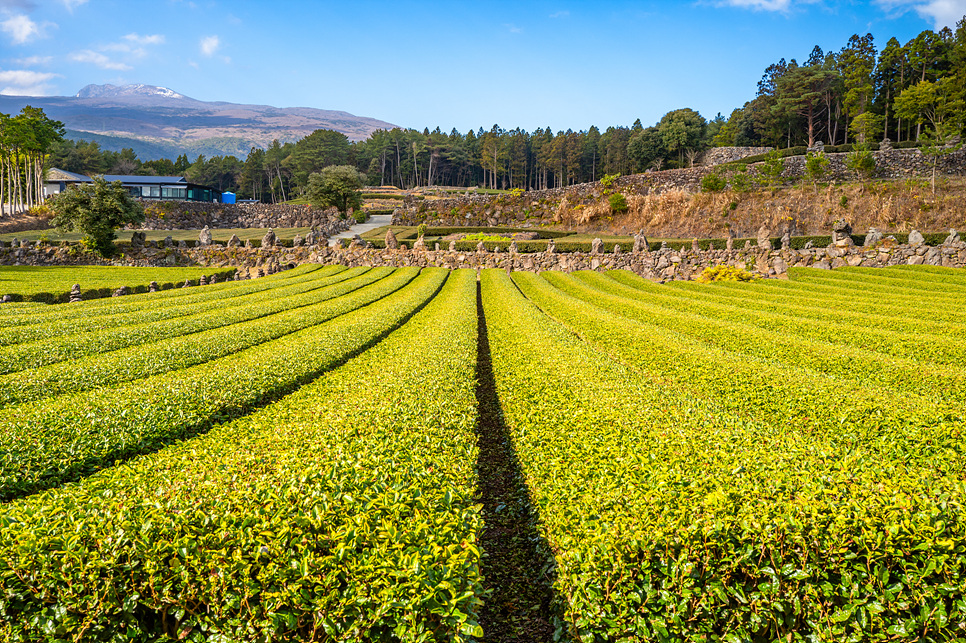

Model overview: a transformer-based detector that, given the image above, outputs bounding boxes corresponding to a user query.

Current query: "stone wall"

[138,201,349,233]
[313,235,966,280]
[699,147,772,166]
[393,148,966,228]
[2,234,964,298]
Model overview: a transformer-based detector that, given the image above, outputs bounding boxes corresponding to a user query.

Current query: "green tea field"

[0,264,963,642]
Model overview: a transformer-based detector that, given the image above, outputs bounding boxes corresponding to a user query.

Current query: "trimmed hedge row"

[565,270,966,371]
[0,267,442,501]
[0,268,402,408]
[0,267,239,304]
[0,268,375,371]
[0,264,328,327]
[0,266,349,347]
[484,268,966,641]
[652,271,966,341]
[0,269,485,642]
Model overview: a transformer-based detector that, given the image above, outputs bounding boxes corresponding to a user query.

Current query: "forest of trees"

[21,16,966,206]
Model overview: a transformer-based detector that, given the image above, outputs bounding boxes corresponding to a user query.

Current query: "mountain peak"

[76,84,186,99]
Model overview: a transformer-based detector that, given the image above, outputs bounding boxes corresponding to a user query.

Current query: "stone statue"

[261,229,276,248]
[757,226,772,250]
[864,228,883,247]
[831,219,854,248]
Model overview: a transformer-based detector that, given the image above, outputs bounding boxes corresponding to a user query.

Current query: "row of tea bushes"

[0,264,327,329]
[0,268,362,373]
[0,265,239,304]
[659,272,966,339]
[659,269,966,328]
[0,268,445,501]
[585,271,966,363]
[482,267,965,641]
[0,268,409,408]
[0,266,350,348]
[514,271,962,463]
[0,270,486,642]
[544,272,966,404]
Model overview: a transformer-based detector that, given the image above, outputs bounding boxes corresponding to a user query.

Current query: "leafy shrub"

[701,173,727,192]
[846,144,877,179]
[804,151,830,182]
[729,169,750,192]
[600,173,620,188]
[353,210,367,224]
[695,265,758,283]
[757,148,786,186]
[608,193,629,214]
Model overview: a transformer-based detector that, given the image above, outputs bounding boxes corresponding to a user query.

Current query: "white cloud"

[69,49,132,70]
[550,10,570,18]
[13,55,51,66]
[124,32,165,45]
[200,35,220,56]
[0,68,59,95]
[0,1,38,10]
[61,0,87,11]
[875,0,966,29]
[714,0,820,11]
[1,13,47,44]
[504,23,523,33]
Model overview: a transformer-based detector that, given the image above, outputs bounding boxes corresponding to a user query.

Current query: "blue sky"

[1,0,965,133]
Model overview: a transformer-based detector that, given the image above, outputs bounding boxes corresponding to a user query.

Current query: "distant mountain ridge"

[0,84,398,160]
[75,84,186,99]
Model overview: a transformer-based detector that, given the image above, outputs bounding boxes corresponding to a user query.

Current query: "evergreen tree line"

[23,15,966,204]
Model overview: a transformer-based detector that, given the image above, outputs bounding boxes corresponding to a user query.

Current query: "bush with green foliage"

[757,148,786,186]
[846,144,877,180]
[804,151,830,183]
[608,192,628,214]
[701,172,727,192]
[49,177,145,256]
[694,264,757,283]
[728,168,750,192]
[599,173,620,188]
